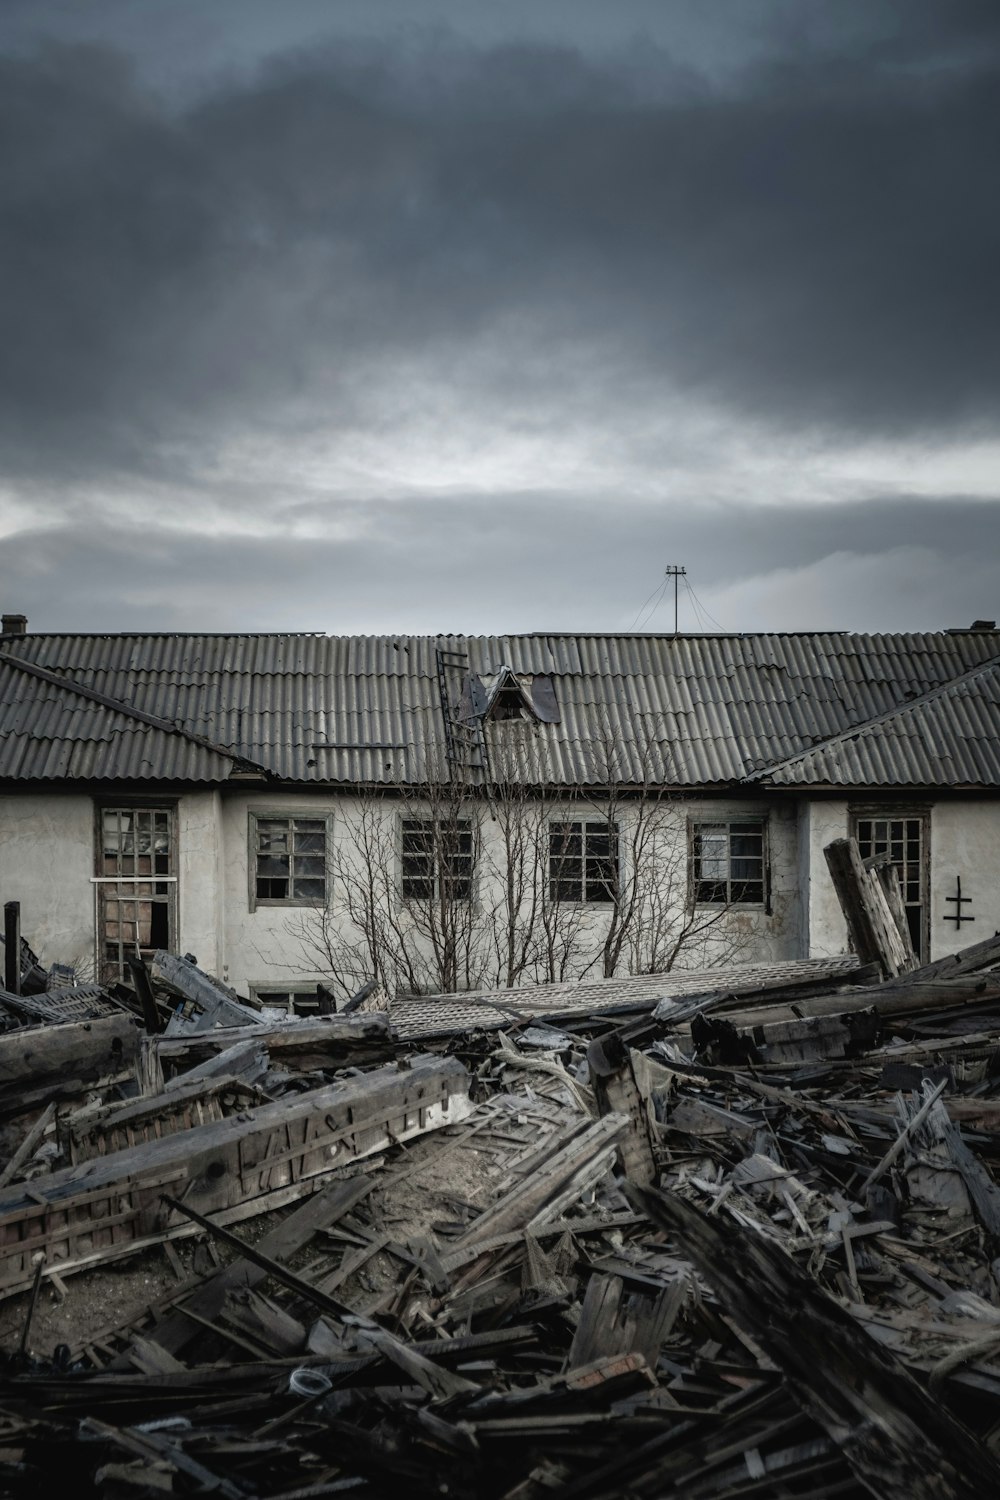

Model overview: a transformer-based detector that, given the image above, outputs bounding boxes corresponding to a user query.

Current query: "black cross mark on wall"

[944,875,975,928]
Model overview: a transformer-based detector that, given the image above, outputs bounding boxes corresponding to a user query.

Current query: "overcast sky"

[1,1,998,635]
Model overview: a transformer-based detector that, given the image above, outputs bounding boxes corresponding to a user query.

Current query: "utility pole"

[665,565,686,637]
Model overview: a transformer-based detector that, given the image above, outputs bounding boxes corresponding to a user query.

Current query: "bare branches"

[290,716,766,998]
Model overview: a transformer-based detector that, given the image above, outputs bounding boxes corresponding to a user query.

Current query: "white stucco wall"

[929,800,1000,959]
[8,784,994,993]
[797,798,851,959]
[0,793,95,973]
[797,796,1000,963]
[220,790,341,992]
[219,790,801,997]
[176,791,225,976]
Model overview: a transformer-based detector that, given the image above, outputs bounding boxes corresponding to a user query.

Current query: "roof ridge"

[6,628,999,643]
[0,651,270,776]
[744,650,1000,784]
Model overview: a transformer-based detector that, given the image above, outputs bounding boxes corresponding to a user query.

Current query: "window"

[853,811,928,960]
[96,805,176,982]
[251,986,331,1017]
[401,819,474,900]
[549,820,618,903]
[692,819,766,905]
[251,814,328,904]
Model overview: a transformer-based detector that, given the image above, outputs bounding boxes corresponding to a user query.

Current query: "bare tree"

[479,726,591,989]
[564,715,759,979]
[290,715,763,998]
[287,762,493,1000]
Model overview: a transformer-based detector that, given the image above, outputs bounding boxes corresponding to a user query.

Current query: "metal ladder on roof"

[434,644,487,781]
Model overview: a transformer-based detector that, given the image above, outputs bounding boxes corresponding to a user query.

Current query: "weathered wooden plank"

[588,1034,658,1186]
[119,1174,378,1365]
[0,1054,472,1295]
[674,975,1000,1044]
[638,1185,1000,1500]
[887,928,1000,985]
[3,903,19,995]
[65,1077,244,1164]
[824,837,916,979]
[458,1114,626,1248]
[0,1102,56,1188]
[161,1038,268,1093]
[155,952,265,1034]
[0,1014,141,1107]
[154,1012,395,1054]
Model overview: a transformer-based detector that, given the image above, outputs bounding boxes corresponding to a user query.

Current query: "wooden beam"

[0,1013,141,1111]
[0,1054,472,1295]
[3,903,20,995]
[637,1185,1000,1500]
[0,1102,56,1189]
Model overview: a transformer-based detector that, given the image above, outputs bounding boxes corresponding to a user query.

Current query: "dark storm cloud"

[1,7,999,491]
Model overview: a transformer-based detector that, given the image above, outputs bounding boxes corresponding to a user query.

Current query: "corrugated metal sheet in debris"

[391,954,861,1037]
[3,631,999,787]
[765,663,1000,787]
[0,663,233,782]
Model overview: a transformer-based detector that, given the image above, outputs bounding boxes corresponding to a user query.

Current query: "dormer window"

[459,665,560,727]
[490,684,528,720]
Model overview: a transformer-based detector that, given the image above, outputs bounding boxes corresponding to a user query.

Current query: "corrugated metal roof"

[754,658,1000,788]
[0,658,241,783]
[1,630,998,788]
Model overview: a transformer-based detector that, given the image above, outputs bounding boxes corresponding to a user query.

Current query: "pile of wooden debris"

[1,846,1000,1497]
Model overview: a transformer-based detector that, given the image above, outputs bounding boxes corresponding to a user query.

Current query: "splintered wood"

[2,936,1000,1496]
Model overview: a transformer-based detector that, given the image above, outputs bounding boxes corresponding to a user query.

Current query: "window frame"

[398,815,477,904]
[93,799,178,983]
[850,803,931,961]
[547,817,620,905]
[248,809,332,911]
[689,816,770,910]
[249,983,332,1017]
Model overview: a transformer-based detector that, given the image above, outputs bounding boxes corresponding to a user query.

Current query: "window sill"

[691,901,768,912]
[251,897,328,911]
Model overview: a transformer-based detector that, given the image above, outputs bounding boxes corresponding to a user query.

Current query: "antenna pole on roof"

[666,565,686,637]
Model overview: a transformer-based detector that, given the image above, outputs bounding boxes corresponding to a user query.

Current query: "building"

[1,618,998,1004]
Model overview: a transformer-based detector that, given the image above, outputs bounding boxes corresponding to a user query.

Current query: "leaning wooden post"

[823,837,914,980]
[869,858,918,973]
[3,903,20,995]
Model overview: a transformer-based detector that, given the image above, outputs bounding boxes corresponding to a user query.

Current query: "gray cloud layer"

[1,3,998,631]
[2,493,996,635]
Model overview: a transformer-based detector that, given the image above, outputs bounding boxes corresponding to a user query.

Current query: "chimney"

[1,614,27,637]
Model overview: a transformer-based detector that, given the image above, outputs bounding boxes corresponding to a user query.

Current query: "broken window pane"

[97,804,175,982]
[253,815,328,902]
